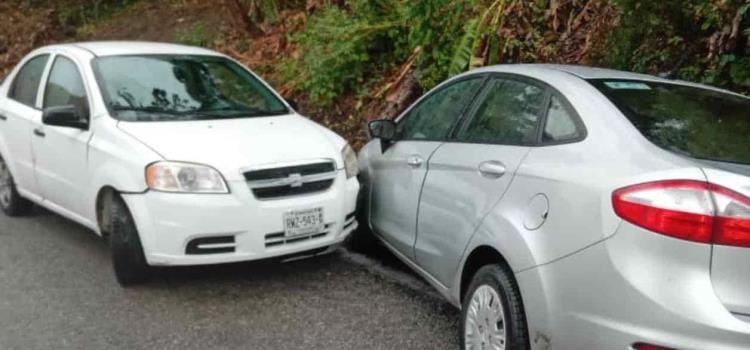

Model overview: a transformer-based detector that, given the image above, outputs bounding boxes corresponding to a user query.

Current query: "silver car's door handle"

[407,155,423,168]
[478,161,506,178]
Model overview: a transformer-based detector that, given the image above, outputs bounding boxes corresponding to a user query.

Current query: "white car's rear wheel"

[0,156,32,216]
[462,265,529,350]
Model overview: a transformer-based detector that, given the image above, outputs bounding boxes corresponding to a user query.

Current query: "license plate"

[283,208,325,237]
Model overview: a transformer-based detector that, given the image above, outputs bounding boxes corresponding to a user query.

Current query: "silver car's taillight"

[612,180,750,247]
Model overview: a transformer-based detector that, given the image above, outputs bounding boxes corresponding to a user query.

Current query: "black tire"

[109,194,150,286]
[345,185,380,252]
[0,155,32,217]
[461,264,529,350]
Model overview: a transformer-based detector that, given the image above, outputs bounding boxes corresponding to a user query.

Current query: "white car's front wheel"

[109,194,151,286]
[0,155,32,216]
[462,265,529,350]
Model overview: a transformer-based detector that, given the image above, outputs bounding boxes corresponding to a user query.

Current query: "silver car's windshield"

[590,79,750,165]
[92,55,289,122]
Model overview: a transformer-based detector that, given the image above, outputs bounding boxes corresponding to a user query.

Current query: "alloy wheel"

[465,285,506,350]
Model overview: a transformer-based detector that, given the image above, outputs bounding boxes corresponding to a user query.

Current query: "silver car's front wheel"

[465,285,507,350]
[462,265,529,350]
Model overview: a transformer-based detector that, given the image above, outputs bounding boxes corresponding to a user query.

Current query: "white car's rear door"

[0,54,51,201]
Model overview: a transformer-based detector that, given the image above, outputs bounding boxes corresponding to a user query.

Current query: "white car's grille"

[244,161,337,199]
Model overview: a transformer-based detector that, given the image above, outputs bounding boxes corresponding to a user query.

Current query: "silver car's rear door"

[703,165,750,318]
[414,75,548,287]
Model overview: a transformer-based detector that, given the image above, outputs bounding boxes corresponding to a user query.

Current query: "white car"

[0,42,359,285]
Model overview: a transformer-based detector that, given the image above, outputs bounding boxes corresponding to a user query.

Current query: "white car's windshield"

[92,55,289,121]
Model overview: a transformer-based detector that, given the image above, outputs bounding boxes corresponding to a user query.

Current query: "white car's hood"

[117,115,345,181]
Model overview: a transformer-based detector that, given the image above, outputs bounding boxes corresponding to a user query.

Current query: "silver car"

[356,65,750,349]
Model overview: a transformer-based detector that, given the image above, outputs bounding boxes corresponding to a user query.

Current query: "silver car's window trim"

[536,89,588,146]
[393,74,491,143]
[453,72,587,147]
[454,74,548,146]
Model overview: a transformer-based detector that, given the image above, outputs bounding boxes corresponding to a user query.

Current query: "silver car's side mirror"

[368,119,397,153]
[368,119,396,140]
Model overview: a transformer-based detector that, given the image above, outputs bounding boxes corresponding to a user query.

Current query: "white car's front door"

[31,54,93,221]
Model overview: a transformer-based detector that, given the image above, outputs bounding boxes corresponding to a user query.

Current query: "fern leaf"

[449,19,479,76]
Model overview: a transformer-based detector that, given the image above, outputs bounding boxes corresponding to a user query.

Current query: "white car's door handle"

[0,114,7,121]
[407,156,423,168]
[33,128,45,138]
[478,161,506,178]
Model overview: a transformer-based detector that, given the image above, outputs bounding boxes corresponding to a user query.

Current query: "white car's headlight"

[146,161,229,194]
[342,144,358,179]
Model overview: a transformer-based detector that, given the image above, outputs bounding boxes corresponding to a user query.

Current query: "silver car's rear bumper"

[517,222,750,350]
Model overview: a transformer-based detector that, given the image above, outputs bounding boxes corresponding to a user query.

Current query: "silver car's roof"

[473,64,672,82]
[470,64,745,97]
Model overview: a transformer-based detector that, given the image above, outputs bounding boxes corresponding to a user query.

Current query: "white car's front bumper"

[121,171,359,266]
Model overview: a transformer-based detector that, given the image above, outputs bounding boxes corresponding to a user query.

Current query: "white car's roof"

[50,41,223,57]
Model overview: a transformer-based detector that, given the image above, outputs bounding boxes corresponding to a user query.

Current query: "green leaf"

[448,19,479,76]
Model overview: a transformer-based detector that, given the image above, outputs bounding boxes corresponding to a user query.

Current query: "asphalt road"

[0,207,460,350]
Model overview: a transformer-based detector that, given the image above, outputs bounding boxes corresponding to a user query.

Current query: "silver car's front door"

[415,75,549,286]
[370,141,443,257]
[369,76,486,260]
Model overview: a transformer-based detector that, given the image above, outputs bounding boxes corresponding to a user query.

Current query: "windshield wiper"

[111,106,183,115]
[191,108,289,118]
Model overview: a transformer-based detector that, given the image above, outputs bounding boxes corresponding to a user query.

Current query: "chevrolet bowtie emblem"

[288,173,303,187]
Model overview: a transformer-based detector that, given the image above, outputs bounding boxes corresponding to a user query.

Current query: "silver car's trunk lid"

[700,161,750,317]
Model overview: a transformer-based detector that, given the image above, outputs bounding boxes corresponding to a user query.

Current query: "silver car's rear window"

[590,79,750,165]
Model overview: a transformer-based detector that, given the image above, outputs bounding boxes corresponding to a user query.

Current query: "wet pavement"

[0,206,460,349]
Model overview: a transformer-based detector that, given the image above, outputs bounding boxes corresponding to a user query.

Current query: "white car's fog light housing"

[342,144,358,179]
[146,161,229,193]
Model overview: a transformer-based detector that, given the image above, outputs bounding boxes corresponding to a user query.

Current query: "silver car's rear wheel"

[462,265,529,350]
[465,285,506,350]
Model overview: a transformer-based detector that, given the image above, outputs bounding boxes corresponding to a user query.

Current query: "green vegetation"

[282,0,409,105]
[57,0,139,28]
[4,0,749,146]
[280,0,750,106]
[608,0,750,92]
[175,22,211,47]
